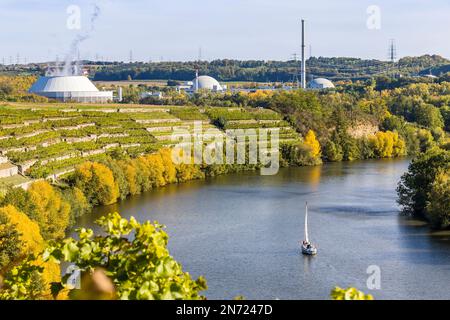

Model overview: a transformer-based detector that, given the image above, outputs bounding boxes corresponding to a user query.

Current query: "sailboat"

[301,202,317,255]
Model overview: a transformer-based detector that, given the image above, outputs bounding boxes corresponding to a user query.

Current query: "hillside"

[0,104,300,189]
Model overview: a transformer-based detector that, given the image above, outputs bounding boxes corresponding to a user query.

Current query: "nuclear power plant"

[301,19,334,90]
[26,17,333,103]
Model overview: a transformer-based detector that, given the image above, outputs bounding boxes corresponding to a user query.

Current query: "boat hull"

[301,245,317,255]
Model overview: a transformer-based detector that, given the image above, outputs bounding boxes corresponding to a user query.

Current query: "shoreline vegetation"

[0,73,448,300]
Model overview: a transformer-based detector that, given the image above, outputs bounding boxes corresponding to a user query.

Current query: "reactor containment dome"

[308,78,335,90]
[191,75,224,92]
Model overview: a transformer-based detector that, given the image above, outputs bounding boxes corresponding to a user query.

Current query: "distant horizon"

[6,53,450,67]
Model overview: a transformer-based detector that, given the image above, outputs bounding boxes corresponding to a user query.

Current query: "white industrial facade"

[29,76,113,103]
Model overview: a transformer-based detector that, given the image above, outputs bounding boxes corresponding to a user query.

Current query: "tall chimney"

[195,69,199,92]
[301,19,306,89]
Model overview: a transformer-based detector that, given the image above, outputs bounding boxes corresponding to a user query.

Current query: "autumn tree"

[426,171,450,229]
[61,187,91,225]
[0,205,61,300]
[303,130,322,159]
[28,181,71,240]
[73,162,119,206]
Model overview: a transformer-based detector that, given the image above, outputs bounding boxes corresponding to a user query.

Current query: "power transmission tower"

[129,50,133,63]
[388,39,397,76]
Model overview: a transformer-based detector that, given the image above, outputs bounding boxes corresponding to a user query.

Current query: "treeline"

[91,55,450,82]
[0,75,48,102]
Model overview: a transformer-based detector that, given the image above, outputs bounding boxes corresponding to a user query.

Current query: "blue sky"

[1,0,450,63]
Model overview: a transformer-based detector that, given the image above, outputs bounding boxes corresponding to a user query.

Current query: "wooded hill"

[2,55,449,83]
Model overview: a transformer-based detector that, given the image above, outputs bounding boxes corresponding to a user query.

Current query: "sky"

[1,0,450,63]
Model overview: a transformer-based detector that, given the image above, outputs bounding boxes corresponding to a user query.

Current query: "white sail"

[304,202,309,243]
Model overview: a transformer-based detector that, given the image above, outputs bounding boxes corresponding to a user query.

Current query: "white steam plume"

[50,5,101,76]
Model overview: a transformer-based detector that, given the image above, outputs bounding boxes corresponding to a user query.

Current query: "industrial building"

[308,78,335,89]
[29,75,113,103]
[191,75,225,92]
[178,75,226,93]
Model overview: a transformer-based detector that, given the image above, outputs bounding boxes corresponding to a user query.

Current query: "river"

[73,158,450,300]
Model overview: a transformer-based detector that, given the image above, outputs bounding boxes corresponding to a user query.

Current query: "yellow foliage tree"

[0,205,44,256]
[303,130,321,159]
[118,160,139,196]
[27,181,71,240]
[74,162,119,206]
[369,131,406,158]
[159,148,178,184]
[0,205,61,299]
[176,163,205,182]
[144,154,166,188]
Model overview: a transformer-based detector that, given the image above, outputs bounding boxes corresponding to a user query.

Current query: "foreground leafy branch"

[43,212,207,300]
[330,287,374,300]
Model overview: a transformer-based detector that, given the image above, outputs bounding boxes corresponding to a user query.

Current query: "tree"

[99,158,130,201]
[341,136,361,161]
[323,141,343,162]
[159,148,178,184]
[303,130,321,159]
[61,187,91,225]
[415,103,444,129]
[118,160,139,196]
[73,162,119,206]
[369,131,406,158]
[28,181,71,240]
[0,205,62,300]
[397,147,450,222]
[426,171,450,229]
[44,212,207,300]
[0,187,39,223]
[0,211,22,270]
[280,142,321,166]
[0,205,44,256]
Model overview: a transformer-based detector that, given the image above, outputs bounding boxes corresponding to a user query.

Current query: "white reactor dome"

[308,78,335,89]
[192,75,223,91]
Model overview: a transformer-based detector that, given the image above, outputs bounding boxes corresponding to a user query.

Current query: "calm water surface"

[74,159,450,300]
